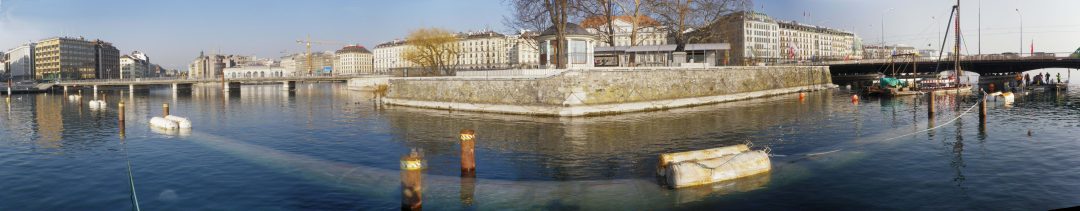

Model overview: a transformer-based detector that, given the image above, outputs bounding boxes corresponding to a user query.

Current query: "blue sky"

[3,0,1079,69]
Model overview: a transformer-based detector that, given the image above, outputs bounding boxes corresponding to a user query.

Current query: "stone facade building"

[373,40,411,74]
[333,45,374,75]
[456,31,512,70]
[188,53,250,79]
[706,12,861,65]
[862,45,918,60]
[282,52,334,76]
[119,51,152,78]
[777,21,860,61]
[508,32,541,69]
[581,15,668,47]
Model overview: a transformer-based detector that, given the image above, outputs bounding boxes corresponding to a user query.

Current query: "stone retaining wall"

[384,66,833,116]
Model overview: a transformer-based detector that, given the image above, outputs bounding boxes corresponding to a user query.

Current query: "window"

[571,40,588,64]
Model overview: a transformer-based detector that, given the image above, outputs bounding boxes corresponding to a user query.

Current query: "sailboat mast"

[954,0,963,84]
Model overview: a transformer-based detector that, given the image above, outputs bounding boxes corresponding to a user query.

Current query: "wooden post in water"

[163,103,170,117]
[459,129,477,207]
[119,101,126,135]
[928,91,936,117]
[460,129,476,175]
[979,92,987,119]
[400,150,424,211]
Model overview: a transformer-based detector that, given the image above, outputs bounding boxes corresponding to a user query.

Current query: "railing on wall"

[455,69,567,78]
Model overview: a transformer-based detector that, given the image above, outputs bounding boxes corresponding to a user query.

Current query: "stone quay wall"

[383,66,834,116]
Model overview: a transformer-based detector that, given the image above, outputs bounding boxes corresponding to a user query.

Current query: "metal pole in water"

[400,151,423,211]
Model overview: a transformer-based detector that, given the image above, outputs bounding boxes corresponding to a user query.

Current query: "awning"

[595,46,630,53]
[684,43,731,51]
[627,45,677,52]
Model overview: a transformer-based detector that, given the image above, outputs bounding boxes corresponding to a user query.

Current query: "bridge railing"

[826,53,1078,65]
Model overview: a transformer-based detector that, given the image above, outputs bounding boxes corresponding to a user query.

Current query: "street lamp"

[881,8,895,46]
[1016,9,1023,57]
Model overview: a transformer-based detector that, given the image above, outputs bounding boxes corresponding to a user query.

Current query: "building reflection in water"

[36,94,63,148]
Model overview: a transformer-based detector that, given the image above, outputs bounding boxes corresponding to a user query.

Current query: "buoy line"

[772,93,987,160]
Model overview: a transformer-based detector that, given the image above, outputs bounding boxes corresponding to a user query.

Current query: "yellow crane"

[296,35,345,76]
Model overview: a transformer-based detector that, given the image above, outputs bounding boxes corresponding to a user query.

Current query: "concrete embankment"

[383,66,835,116]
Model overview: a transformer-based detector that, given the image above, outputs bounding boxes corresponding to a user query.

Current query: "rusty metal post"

[460,129,476,174]
[400,151,424,211]
[163,103,170,117]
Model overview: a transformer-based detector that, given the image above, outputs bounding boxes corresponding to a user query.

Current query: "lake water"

[0,81,1078,210]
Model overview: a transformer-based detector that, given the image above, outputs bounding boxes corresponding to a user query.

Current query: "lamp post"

[1015,9,1023,57]
[881,8,895,46]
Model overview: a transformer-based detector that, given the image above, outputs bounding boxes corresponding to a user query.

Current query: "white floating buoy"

[658,144,749,177]
[1001,92,1015,102]
[68,95,81,101]
[664,150,772,188]
[88,100,107,110]
[150,117,179,130]
[164,115,192,129]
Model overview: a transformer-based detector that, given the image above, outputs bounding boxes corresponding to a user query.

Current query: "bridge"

[827,56,1080,76]
[5,75,378,94]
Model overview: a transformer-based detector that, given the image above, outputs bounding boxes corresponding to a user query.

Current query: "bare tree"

[647,0,751,50]
[576,0,619,47]
[505,0,576,69]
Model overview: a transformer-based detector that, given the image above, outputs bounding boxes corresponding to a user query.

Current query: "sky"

[2,0,1079,70]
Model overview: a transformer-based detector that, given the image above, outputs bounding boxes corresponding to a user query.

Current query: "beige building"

[508,32,540,69]
[777,21,860,61]
[188,53,250,79]
[373,40,411,73]
[456,31,512,70]
[862,45,918,60]
[374,31,542,72]
[581,16,668,47]
[706,12,861,65]
[282,52,334,76]
[333,45,374,75]
[33,37,120,80]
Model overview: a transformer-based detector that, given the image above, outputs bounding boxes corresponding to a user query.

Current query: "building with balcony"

[373,40,412,74]
[333,45,374,75]
[33,37,119,80]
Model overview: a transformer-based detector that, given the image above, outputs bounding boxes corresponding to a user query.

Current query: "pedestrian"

[1046,73,1052,84]
[1057,73,1063,84]
[1025,73,1031,85]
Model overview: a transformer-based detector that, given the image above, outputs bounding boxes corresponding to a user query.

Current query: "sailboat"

[922,0,973,96]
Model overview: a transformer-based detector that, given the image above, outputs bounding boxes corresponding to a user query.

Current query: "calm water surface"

[0,82,1078,210]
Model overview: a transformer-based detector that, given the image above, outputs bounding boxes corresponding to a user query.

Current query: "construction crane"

[296,34,346,76]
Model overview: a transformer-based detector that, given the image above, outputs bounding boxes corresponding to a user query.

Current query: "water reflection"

[381,91,837,180]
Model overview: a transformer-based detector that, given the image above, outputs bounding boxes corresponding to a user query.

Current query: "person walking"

[1057,73,1063,84]
[1025,73,1031,86]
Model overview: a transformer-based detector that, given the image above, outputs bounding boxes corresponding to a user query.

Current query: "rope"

[776,92,987,160]
[121,134,141,211]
